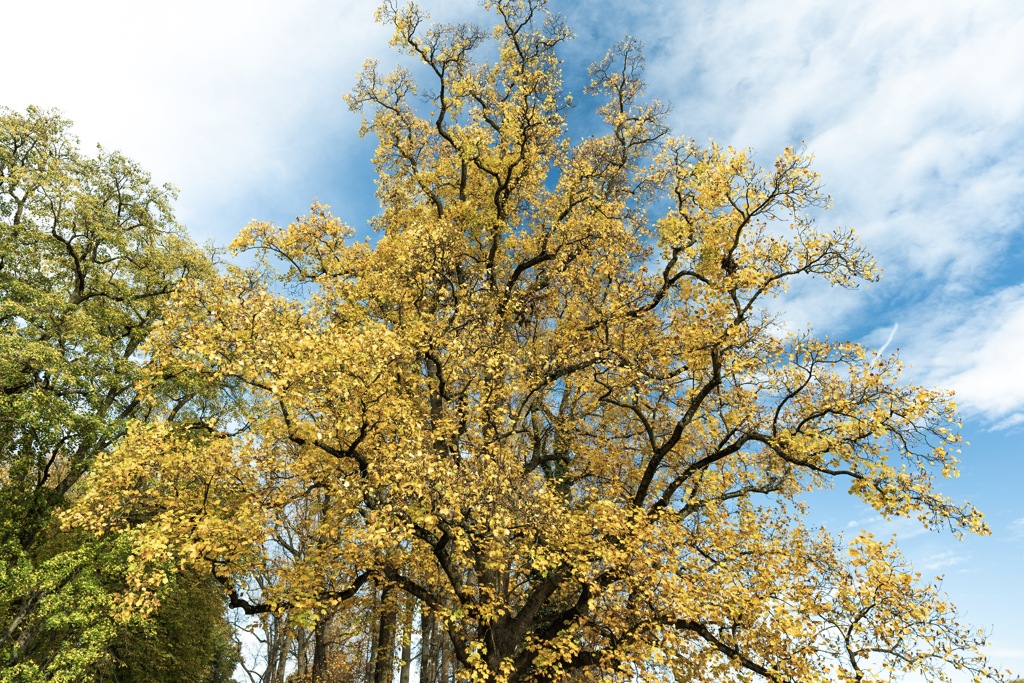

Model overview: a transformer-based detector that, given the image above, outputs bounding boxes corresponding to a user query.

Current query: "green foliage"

[0,106,233,681]
[103,572,239,683]
[1,532,125,682]
[0,105,210,539]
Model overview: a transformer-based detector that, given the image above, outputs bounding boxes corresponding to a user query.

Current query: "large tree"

[0,106,235,682]
[72,2,1002,682]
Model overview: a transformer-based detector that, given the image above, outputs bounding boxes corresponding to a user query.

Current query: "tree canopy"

[69,2,1001,682]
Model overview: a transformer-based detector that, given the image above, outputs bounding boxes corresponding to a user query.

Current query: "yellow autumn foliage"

[69,2,1003,682]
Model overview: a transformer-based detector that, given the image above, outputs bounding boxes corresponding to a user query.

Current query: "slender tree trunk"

[274,629,290,683]
[264,614,291,683]
[399,599,413,683]
[420,610,438,683]
[440,633,452,683]
[368,607,380,683]
[295,626,309,680]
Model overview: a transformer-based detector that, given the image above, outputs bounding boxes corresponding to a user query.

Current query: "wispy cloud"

[847,516,882,529]
[921,550,968,572]
[1010,518,1024,541]
[842,515,932,542]
[869,323,899,367]
[639,0,1024,277]
[608,0,1024,428]
[897,284,1024,429]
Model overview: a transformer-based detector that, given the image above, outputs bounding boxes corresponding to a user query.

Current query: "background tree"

[72,2,1006,683]
[0,106,236,682]
[104,570,239,683]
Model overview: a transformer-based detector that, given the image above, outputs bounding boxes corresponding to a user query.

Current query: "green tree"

[103,571,238,683]
[0,106,234,681]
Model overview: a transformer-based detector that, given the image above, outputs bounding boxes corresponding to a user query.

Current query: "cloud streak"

[894,284,1024,429]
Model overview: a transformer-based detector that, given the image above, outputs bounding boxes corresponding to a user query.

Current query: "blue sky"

[8,0,1023,676]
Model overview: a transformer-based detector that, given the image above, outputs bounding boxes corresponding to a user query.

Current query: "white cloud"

[898,284,1024,428]
[6,0,394,241]
[10,0,1023,272]
[638,0,1024,280]
[987,646,1024,658]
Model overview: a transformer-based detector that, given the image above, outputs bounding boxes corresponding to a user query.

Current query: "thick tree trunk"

[373,585,397,683]
[311,617,330,682]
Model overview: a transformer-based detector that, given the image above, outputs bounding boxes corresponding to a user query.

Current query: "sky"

[7,0,1023,677]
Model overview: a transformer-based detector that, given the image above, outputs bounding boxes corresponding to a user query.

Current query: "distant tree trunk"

[368,608,380,683]
[373,585,397,683]
[399,600,413,683]
[440,632,452,683]
[419,610,438,683]
[264,614,292,683]
[295,626,309,680]
[274,633,290,683]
